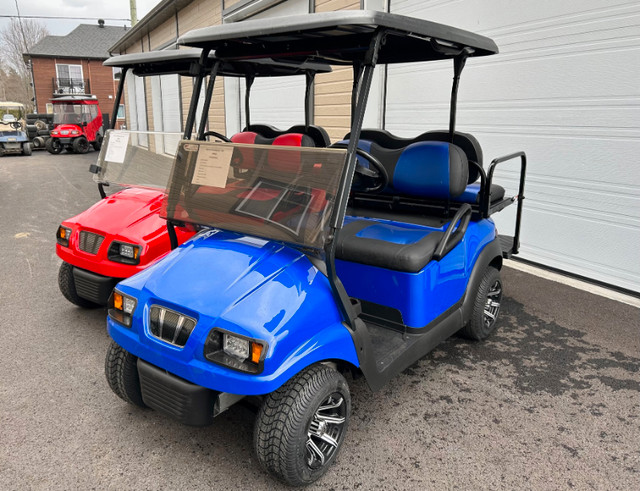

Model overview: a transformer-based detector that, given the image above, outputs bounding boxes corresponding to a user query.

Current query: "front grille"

[149,306,196,347]
[78,231,104,254]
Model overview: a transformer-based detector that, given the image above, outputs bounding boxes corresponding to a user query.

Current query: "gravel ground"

[0,150,638,490]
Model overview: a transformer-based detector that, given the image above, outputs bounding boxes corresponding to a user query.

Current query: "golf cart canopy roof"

[51,95,99,104]
[178,10,498,64]
[104,48,332,77]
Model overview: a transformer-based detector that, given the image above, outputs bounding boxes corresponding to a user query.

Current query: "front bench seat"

[336,141,469,273]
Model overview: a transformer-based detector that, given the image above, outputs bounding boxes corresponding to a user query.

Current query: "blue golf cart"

[104,11,527,486]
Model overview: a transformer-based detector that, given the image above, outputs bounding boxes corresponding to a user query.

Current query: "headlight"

[108,290,137,327]
[56,225,72,247]
[108,241,141,265]
[71,130,79,135]
[204,329,267,374]
[51,130,59,136]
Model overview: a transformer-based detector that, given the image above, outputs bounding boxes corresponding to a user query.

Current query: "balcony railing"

[53,78,90,95]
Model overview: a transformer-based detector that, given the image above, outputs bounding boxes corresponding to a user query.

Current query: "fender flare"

[461,237,503,324]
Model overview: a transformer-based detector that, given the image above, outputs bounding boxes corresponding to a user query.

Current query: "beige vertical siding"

[314,0,361,141]
[178,0,225,134]
[150,17,177,50]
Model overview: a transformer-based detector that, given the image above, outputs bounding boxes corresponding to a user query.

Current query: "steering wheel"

[202,131,231,143]
[10,121,21,130]
[330,143,389,193]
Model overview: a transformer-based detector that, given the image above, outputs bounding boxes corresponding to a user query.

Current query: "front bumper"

[73,266,121,305]
[137,358,244,426]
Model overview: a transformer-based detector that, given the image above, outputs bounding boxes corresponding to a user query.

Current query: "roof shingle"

[27,24,128,60]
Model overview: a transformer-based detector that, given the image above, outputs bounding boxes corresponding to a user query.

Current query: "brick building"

[24,22,128,126]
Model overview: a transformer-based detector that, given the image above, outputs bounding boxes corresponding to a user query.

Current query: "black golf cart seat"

[247,124,331,147]
[343,128,505,205]
[336,141,470,272]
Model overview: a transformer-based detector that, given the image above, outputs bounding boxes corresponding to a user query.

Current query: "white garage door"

[151,74,181,154]
[387,0,640,292]
[127,74,149,147]
[224,0,310,134]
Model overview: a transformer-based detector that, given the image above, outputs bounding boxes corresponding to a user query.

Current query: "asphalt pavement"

[0,150,638,490]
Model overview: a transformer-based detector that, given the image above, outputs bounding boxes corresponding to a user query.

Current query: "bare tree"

[0,19,49,110]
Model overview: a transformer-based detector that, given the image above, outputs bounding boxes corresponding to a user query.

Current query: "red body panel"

[57,187,195,278]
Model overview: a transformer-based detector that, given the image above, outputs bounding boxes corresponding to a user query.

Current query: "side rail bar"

[433,203,472,260]
[485,151,527,254]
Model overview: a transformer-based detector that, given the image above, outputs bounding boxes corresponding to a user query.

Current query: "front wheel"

[254,364,350,486]
[92,134,103,151]
[22,142,32,156]
[45,137,62,154]
[105,341,147,408]
[461,266,503,340]
[58,262,100,308]
[72,136,90,154]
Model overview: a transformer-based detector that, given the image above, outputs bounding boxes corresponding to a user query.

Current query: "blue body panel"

[337,215,496,328]
[108,229,359,396]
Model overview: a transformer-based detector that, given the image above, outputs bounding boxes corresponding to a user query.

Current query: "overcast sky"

[0,0,161,36]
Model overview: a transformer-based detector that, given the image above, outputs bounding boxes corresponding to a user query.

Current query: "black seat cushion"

[456,183,506,204]
[336,219,444,273]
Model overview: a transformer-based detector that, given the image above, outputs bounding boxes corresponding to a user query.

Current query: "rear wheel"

[45,137,62,154]
[105,341,146,408]
[254,364,350,486]
[72,136,90,154]
[461,266,503,340]
[58,262,100,309]
[22,142,32,156]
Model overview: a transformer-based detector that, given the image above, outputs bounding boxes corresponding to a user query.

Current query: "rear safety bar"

[485,151,527,255]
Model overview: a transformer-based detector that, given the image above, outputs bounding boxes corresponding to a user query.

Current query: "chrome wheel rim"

[483,280,502,328]
[306,393,346,470]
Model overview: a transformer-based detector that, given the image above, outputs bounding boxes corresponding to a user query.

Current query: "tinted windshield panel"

[162,141,347,249]
[53,103,83,125]
[94,129,180,189]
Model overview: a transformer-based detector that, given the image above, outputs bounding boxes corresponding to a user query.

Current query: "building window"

[55,64,85,94]
[113,67,122,80]
[116,104,125,119]
[46,103,53,114]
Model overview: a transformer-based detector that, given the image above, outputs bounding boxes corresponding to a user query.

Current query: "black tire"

[105,341,147,408]
[37,129,51,136]
[22,142,32,156]
[92,134,103,151]
[461,266,503,340]
[58,262,100,308]
[45,137,62,154]
[72,136,90,154]
[254,364,350,486]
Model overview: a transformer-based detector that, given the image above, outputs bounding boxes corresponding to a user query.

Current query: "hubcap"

[483,280,502,328]
[306,394,346,470]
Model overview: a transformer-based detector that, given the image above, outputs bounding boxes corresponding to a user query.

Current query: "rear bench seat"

[344,129,504,205]
[336,141,469,272]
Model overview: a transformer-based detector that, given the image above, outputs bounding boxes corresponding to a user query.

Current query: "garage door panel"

[514,208,640,292]
[389,49,640,107]
[392,0,639,34]
[389,0,640,290]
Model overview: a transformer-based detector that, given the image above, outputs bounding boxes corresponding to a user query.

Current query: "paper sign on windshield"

[191,144,234,188]
[104,131,130,163]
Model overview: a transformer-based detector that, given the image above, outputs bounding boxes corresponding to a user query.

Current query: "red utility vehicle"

[55,49,330,308]
[46,95,103,154]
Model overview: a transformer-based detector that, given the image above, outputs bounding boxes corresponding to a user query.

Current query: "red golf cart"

[46,95,104,154]
[55,49,330,308]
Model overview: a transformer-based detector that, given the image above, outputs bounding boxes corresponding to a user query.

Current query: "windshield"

[0,104,24,122]
[53,103,95,125]
[162,141,348,249]
[94,130,181,189]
